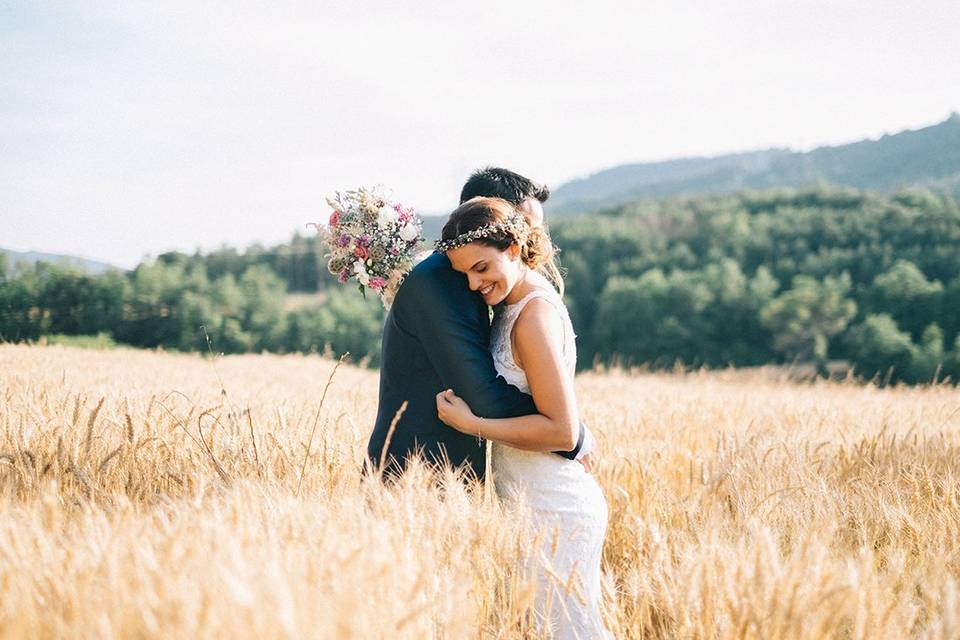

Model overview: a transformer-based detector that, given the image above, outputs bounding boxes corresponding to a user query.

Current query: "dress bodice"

[490,278,577,394]
[487,273,588,494]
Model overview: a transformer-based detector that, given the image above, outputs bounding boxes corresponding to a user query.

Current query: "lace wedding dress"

[490,279,611,640]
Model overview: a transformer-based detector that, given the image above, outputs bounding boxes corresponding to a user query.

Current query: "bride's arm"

[436,298,579,452]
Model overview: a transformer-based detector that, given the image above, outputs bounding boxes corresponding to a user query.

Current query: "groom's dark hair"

[459,167,550,205]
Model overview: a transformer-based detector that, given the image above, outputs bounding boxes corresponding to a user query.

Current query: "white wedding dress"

[490,279,611,640]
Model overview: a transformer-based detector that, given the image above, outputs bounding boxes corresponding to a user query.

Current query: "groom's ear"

[519,197,544,229]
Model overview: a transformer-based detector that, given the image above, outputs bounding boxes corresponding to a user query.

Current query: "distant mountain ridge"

[548,113,960,214]
[0,248,122,275]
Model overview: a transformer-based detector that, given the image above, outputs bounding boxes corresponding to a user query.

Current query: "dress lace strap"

[504,288,569,357]
[507,288,556,311]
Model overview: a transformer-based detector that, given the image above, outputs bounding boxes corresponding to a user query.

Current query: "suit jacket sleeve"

[395,258,584,459]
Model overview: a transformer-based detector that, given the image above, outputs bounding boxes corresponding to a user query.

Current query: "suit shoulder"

[394,252,445,310]
[394,251,479,317]
[408,251,450,278]
[401,252,458,294]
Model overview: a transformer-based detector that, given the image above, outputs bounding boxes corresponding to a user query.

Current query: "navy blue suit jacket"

[367,252,581,479]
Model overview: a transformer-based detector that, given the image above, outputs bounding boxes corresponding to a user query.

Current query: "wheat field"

[1,343,959,639]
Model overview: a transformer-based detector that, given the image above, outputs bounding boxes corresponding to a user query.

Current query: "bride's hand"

[435,389,477,433]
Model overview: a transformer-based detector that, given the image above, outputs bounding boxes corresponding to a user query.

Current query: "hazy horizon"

[4,1,959,268]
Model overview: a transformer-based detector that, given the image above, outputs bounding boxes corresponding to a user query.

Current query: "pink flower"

[338,268,350,284]
[369,277,386,291]
[329,210,341,226]
[353,246,369,260]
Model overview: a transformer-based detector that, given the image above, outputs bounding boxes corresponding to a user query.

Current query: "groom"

[367,167,593,479]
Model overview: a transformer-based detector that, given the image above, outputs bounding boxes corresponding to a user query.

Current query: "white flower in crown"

[378,205,400,229]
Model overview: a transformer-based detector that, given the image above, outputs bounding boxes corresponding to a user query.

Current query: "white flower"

[353,260,370,286]
[377,205,399,229]
[398,223,419,242]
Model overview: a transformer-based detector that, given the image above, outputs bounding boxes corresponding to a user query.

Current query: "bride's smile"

[446,240,527,306]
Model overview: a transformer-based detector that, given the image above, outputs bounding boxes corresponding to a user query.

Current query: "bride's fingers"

[436,390,452,407]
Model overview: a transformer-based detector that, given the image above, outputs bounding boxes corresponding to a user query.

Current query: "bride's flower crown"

[434,212,527,253]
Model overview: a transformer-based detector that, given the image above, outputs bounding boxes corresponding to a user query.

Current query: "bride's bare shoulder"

[513,294,565,346]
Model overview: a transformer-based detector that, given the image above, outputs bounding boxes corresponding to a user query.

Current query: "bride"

[434,197,610,639]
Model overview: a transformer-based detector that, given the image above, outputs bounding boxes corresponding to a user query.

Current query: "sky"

[2,0,959,268]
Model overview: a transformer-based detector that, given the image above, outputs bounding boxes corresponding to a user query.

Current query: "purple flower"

[338,268,350,284]
[337,234,351,247]
[358,234,372,247]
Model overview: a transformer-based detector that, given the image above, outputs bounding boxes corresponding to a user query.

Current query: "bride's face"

[447,241,524,305]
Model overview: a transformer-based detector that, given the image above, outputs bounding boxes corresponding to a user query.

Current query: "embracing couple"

[367,168,610,639]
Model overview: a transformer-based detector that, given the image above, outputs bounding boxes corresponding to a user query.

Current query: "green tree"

[591,269,714,367]
[944,335,960,383]
[909,323,946,382]
[237,265,288,351]
[285,290,384,364]
[760,274,857,370]
[698,261,778,364]
[866,260,943,339]
[0,264,41,341]
[204,274,253,352]
[845,314,916,383]
[942,276,960,346]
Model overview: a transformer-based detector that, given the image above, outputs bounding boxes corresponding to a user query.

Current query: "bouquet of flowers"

[317,186,425,309]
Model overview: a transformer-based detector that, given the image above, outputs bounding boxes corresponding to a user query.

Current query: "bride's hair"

[441,197,564,296]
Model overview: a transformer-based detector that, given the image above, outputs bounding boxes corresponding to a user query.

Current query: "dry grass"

[1,343,959,639]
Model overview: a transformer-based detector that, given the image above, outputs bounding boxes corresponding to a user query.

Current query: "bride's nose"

[467,273,483,291]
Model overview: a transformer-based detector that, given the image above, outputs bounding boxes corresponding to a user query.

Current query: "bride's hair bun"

[520,224,554,271]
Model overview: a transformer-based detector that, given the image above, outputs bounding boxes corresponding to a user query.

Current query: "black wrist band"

[552,423,585,460]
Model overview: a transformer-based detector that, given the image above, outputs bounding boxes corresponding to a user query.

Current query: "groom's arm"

[396,260,585,459]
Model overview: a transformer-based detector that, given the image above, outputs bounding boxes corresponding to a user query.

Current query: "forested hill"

[551,187,960,383]
[549,113,960,214]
